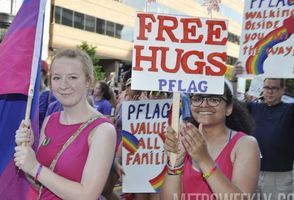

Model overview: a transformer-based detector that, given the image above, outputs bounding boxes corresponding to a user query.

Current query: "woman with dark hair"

[161,80,260,200]
[93,81,114,116]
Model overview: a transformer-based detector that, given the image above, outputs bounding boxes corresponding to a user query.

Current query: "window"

[106,21,115,37]
[54,6,62,24]
[85,15,95,32]
[53,6,134,42]
[96,18,105,34]
[115,24,123,38]
[61,8,73,27]
[74,12,84,30]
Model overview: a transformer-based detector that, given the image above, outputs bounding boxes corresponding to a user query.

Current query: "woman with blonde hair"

[15,49,116,199]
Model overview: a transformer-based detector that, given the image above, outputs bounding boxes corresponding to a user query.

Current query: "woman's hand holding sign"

[165,126,186,166]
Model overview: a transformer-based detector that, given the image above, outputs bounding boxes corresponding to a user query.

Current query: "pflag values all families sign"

[239,0,294,78]
[122,99,171,193]
[131,12,228,94]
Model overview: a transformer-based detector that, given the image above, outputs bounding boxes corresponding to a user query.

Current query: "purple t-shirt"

[94,98,113,115]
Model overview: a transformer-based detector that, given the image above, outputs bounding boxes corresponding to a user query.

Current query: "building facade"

[0,0,22,41]
[0,0,244,79]
[49,0,244,78]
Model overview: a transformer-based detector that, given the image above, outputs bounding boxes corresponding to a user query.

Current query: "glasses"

[263,86,281,92]
[190,95,227,107]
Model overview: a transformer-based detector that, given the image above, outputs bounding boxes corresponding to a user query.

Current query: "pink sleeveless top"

[27,112,112,200]
[182,131,245,200]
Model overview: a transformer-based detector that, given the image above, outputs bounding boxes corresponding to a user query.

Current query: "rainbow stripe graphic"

[149,166,168,192]
[246,16,293,74]
[158,132,166,143]
[122,130,139,154]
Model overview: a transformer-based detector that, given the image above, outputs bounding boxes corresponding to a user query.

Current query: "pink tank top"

[182,131,245,200]
[28,112,112,200]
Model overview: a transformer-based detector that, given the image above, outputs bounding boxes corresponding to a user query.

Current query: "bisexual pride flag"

[0,0,47,198]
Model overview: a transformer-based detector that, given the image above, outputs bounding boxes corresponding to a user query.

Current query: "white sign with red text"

[239,0,294,77]
[122,99,171,193]
[132,13,228,94]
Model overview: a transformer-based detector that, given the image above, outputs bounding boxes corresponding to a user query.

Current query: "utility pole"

[10,0,13,14]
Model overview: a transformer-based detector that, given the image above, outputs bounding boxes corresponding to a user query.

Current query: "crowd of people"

[14,48,293,200]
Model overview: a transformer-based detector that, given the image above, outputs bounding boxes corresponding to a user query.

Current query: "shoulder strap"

[225,131,246,154]
[49,115,102,170]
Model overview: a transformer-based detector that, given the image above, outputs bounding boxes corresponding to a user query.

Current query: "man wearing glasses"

[232,65,294,199]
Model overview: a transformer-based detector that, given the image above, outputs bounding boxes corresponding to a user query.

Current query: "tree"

[77,41,105,81]
[285,79,294,96]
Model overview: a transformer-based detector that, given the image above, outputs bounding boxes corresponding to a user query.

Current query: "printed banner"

[247,74,265,98]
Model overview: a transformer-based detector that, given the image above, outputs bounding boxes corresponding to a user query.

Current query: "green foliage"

[245,79,252,92]
[285,79,294,96]
[77,41,105,81]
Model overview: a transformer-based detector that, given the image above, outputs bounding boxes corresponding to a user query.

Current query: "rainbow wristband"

[202,163,218,179]
[167,161,184,175]
[34,164,43,182]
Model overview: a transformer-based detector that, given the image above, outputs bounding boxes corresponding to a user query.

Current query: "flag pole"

[169,92,180,167]
[25,96,33,121]
[145,0,148,12]
[24,0,47,121]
